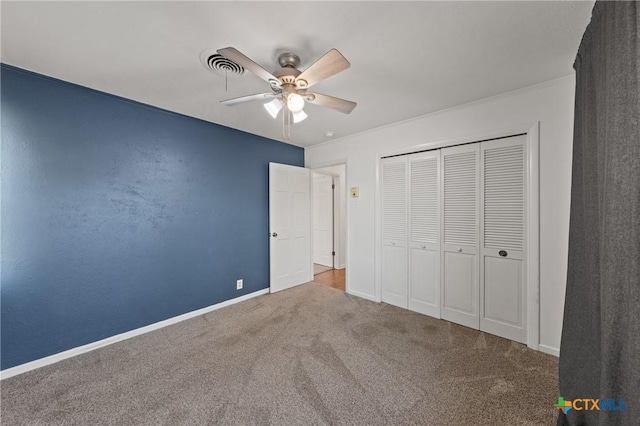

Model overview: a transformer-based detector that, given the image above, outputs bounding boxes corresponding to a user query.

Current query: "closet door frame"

[374,122,540,351]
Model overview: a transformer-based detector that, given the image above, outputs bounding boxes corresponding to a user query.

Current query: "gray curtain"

[558,2,639,425]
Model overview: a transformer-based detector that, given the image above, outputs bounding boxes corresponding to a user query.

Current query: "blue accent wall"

[0,64,304,369]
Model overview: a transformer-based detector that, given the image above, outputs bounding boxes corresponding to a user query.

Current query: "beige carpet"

[1,284,559,425]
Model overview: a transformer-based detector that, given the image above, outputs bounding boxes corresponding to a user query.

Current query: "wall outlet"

[236,279,243,290]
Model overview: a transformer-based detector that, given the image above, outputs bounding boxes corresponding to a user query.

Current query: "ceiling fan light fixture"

[287,93,305,113]
[292,109,308,124]
[216,47,356,141]
[264,98,282,119]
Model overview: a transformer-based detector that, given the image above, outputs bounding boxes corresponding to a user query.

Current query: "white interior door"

[480,136,527,343]
[408,152,441,318]
[440,144,480,329]
[381,156,408,308]
[312,173,334,267]
[269,163,312,293]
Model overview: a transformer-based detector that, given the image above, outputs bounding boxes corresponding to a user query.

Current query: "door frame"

[310,161,349,292]
[374,122,540,350]
[311,171,336,268]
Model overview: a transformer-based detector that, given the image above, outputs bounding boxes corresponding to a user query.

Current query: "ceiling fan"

[217,47,357,129]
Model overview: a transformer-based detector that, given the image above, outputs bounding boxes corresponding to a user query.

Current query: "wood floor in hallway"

[313,268,345,291]
[313,263,333,275]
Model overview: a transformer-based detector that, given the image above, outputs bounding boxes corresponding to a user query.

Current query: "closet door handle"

[421,245,427,249]
[456,247,463,252]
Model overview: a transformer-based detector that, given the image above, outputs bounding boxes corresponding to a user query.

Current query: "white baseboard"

[538,344,560,357]
[1,289,269,380]
[347,289,378,303]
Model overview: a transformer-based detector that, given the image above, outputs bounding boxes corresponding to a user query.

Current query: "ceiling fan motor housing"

[274,65,301,82]
[277,52,301,69]
[274,53,308,89]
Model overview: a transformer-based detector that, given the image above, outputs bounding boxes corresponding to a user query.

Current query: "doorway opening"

[312,164,346,292]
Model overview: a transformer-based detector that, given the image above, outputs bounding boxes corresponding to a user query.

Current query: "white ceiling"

[1,1,594,147]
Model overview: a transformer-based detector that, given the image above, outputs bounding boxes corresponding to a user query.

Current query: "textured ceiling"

[1,1,594,147]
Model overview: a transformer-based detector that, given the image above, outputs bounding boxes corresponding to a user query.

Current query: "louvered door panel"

[483,145,524,250]
[440,144,479,329]
[381,157,408,308]
[443,152,477,246]
[408,152,440,318]
[382,161,407,242]
[411,157,439,244]
[480,135,527,344]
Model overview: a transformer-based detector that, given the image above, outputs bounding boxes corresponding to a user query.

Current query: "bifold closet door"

[480,136,527,344]
[440,144,480,329]
[381,156,408,308]
[408,152,441,318]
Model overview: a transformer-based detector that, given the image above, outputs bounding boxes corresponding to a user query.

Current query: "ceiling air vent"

[200,49,244,77]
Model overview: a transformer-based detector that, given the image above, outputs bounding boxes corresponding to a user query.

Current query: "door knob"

[421,245,427,249]
[456,247,462,252]
[271,232,278,237]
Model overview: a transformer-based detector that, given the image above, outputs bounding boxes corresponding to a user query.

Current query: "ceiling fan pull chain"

[282,103,287,141]
[283,105,291,141]
[225,68,228,92]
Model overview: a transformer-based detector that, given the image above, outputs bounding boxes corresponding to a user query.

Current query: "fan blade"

[307,92,357,114]
[217,47,281,89]
[296,49,350,89]
[220,93,277,106]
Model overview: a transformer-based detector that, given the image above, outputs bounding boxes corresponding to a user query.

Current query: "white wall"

[305,76,575,355]
[313,164,347,269]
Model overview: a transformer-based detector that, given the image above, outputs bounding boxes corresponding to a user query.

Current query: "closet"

[381,134,527,344]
